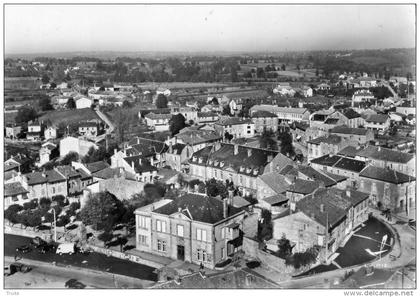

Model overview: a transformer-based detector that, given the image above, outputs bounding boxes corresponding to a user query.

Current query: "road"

[5,234,157,282]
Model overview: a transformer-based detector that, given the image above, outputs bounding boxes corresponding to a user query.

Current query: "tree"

[113,107,137,143]
[258,208,272,241]
[82,146,108,163]
[222,105,231,116]
[211,97,219,105]
[122,100,133,108]
[169,113,186,136]
[60,151,79,165]
[41,74,50,84]
[79,191,124,231]
[205,178,228,198]
[39,97,53,111]
[66,98,76,109]
[155,94,168,109]
[15,106,37,124]
[278,131,295,157]
[50,82,57,89]
[224,132,234,142]
[143,182,166,200]
[259,129,278,151]
[277,235,292,258]
[281,64,286,71]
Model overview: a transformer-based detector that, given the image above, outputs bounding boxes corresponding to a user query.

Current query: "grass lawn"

[39,108,101,126]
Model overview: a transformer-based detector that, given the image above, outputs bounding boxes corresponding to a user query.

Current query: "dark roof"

[330,125,370,136]
[287,178,320,194]
[56,165,80,179]
[216,117,253,126]
[176,130,222,145]
[262,194,288,206]
[197,111,218,118]
[126,137,168,157]
[343,109,361,119]
[357,146,414,164]
[337,146,363,158]
[92,167,136,180]
[76,168,91,180]
[297,188,369,228]
[153,194,243,224]
[258,172,290,194]
[45,168,67,183]
[324,118,339,125]
[251,110,278,118]
[297,165,336,187]
[321,171,348,182]
[85,161,110,173]
[334,157,366,173]
[25,169,66,185]
[307,135,342,145]
[360,166,415,184]
[4,182,29,197]
[78,121,99,128]
[366,114,389,123]
[124,156,157,174]
[310,154,341,167]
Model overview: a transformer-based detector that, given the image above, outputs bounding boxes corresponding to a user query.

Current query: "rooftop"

[85,161,110,174]
[360,165,415,184]
[330,125,370,136]
[357,146,414,164]
[287,178,320,194]
[308,135,342,145]
[366,114,389,123]
[216,117,253,126]
[4,182,29,197]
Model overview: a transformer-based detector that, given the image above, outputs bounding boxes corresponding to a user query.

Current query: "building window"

[196,229,207,242]
[138,216,147,229]
[156,220,167,233]
[138,235,147,246]
[12,195,18,202]
[157,240,166,252]
[177,225,184,237]
[197,249,208,262]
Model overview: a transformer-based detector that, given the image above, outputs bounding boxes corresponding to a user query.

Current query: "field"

[38,108,102,126]
[4,111,18,124]
[135,82,232,90]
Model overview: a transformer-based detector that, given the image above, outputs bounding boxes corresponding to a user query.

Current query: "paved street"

[5,234,157,282]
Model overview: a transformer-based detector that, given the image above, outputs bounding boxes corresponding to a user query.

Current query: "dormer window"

[220,161,225,167]
[193,156,197,162]
[208,160,213,166]
[246,167,251,174]
[198,157,203,164]
[214,160,219,166]
[253,169,259,175]
[239,166,245,172]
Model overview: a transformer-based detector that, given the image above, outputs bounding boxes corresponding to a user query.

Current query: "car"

[65,279,86,289]
[4,265,17,276]
[39,244,56,254]
[16,245,31,253]
[10,262,31,273]
[30,236,46,248]
[56,243,75,255]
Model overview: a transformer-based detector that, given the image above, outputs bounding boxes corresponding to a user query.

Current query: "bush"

[98,232,114,243]
[56,215,70,227]
[215,258,232,268]
[285,246,320,269]
[4,204,23,223]
[52,195,67,207]
[23,199,38,210]
[68,202,81,216]
[39,197,52,209]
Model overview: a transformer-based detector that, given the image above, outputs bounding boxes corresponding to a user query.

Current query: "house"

[156,87,171,97]
[396,104,416,116]
[294,86,313,98]
[273,188,369,258]
[214,117,255,139]
[4,182,30,209]
[38,142,57,167]
[168,130,222,152]
[196,112,219,124]
[341,109,365,128]
[144,112,172,131]
[289,122,310,144]
[273,83,296,96]
[364,114,390,133]
[165,141,194,172]
[307,135,357,161]
[189,143,293,196]
[309,110,348,131]
[354,146,415,176]
[5,124,22,139]
[59,136,98,157]
[329,126,374,145]
[56,165,92,198]
[171,106,198,123]
[251,110,279,133]
[256,171,291,201]
[310,154,367,188]
[229,99,243,115]
[351,90,376,107]
[134,194,246,269]
[75,97,93,109]
[118,137,168,168]
[353,77,378,88]
[358,165,415,212]
[250,105,310,123]
[26,120,42,141]
[44,122,58,140]
[23,169,68,200]
[78,122,101,137]
[286,178,320,203]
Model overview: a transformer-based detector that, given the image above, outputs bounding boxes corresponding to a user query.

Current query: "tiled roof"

[124,156,157,174]
[308,135,342,145]
[56,165,80,179]
[258,172,290,194]
[310,154,341,167]
[334,157,366,173]
[93,167,136,181]
[251,110,278,118]
[25,172,48,185]
[251,105,308,115]
[85,161,110,173]
[216,117,253,126]
[262,194,288,206]
[197,112,218,118]
[168,143,186,155]
[357,146,414,164]
[330,125,370,136]
[153,194,243,224]
[45,168,67,183]
[4,182,28,197]
[297,165,337,187]
[321,171,348,183]
[366,114,389,123]
[337,146,363,158]
[127,137,168,156]
[145,112,172,120]
[76,168,91,180]
[232,196,252,208]
[343,109,362,119]
[360,166,415,184]
[4,162,19,172]
[176,130,222,145]
[287,178,319,195]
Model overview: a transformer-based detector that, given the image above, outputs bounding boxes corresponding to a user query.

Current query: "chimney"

[139,158,142,165]
[169,142,173,153]
[346,189,351,197]
[234,144,239,155]
[174,136,177,144]
[378,147,381,152]
[267,154,273,163]
[320,204,324,212]
[311,212,315,220]
[131,161,135,170]
[247,148,252,157]
[228,189,234,205]
[114,148,117,155]
[223,198,228,219]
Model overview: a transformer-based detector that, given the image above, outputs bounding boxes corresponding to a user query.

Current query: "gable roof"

[360,166,415,184]
[287,178,320,195]
[176,130,222,145]
[168,143,186,155]
[251,110,278,118]
[127,137,168,156]
[153,194,243,224]
[342,109,362,119]
[297,165,337,187]
[4,182,29,197]
[258,172,290,194]
[307,135,342,145]
[330,125,370,136]
[216,117,253,126]
[357,146,414,164]
[366,114,389,123]
[334,157,366,173]
[124,156,157,174]
[85,161,110,173]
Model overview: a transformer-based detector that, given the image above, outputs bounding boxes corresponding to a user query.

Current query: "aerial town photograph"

[2,2,417,294]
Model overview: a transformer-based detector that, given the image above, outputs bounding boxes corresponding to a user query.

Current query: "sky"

[5,4,416,54]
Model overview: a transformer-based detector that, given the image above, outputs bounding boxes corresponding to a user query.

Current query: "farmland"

[38,108,102,126]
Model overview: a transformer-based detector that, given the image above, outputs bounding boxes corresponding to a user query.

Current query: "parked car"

[56,243,75,255]
[39,244,56,254]
[16,245,31,253]
[30,236,46,248]
[65,279,86,289]
[10,262,31,273]
[4,265,16,276]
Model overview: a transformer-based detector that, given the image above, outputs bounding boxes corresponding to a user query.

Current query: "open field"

[39,108,102,125]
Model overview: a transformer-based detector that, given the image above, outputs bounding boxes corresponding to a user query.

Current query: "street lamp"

[49,208,57,242]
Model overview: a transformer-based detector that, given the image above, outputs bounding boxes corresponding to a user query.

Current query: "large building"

[189,143,293,196]
[250,110,279,133]
[250,105,310,123]
[135,194,246,269]
[215,117,255,139]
